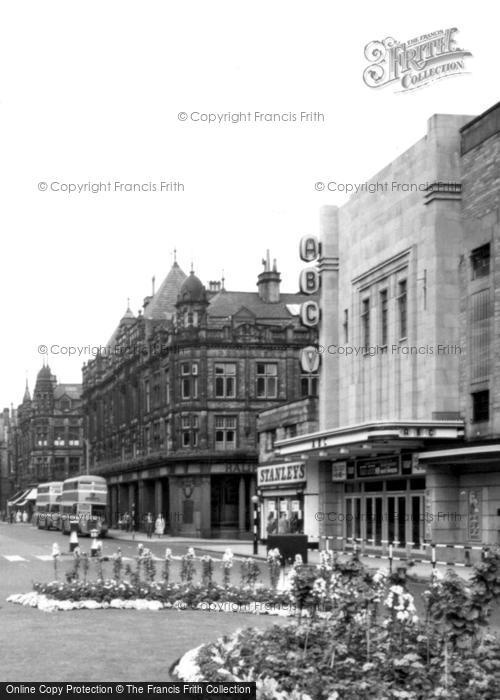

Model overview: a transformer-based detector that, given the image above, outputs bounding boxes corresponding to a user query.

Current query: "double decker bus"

[60,475,109,536]
[35,481,63,529]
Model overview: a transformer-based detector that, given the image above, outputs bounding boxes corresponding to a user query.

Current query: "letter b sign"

[299,268,319,294]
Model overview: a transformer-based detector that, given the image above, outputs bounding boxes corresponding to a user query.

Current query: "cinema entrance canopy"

[275,420,465,461]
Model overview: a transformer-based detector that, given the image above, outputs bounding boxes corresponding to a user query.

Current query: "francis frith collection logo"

[363,28,472,92]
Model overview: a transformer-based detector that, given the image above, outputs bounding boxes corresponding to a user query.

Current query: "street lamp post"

[251,495,260,555]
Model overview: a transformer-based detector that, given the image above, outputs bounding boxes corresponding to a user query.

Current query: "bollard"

[69,528,79,552]
[90,528,99,557]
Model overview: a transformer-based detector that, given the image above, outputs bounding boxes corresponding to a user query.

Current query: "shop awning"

[16,488,37,507]
[7,489,30,507]
[417,444,500,464]
[275,420,464,458]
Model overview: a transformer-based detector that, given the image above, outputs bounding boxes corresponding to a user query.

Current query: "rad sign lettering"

[257,462,305,487]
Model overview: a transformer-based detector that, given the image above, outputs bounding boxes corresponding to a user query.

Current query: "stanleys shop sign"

[363,28,472,92]
[257,462,305,487]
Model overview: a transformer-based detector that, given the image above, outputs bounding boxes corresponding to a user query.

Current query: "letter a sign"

[300,346,320,373]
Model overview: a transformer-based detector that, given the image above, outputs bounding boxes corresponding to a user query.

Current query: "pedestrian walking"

[155,514,165,538]
[15,510,22,523]
[145,512,154,539]
[22,510,28,523]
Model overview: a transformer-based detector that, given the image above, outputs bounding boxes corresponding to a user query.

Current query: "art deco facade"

[82,254,317,538]
[277,101,500,561]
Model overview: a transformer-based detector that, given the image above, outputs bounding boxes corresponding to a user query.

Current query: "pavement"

[106,528,474,581]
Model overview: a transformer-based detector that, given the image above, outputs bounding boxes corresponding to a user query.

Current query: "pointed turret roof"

[23,380,31,403]
[106,303,136,347]
[144,261,188,320]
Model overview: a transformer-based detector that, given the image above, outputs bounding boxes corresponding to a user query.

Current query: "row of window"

[351,280,408,348]
[102,414,243,456]
[92,362,317,433]
[142,362,316,408]
[34,457,80,471]
[35,425,80,447]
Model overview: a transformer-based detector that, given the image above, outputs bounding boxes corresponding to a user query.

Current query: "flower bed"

[10,543,500,697]
[6,545,295,615]
[171,548,500,699]
[173,619,500,699]
[7,580,294,615]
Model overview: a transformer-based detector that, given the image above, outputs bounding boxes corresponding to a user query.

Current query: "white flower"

[222,548,233,562]
[174,645,204,681]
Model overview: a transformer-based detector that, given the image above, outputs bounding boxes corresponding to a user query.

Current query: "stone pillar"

[238,476,246,534]
[169,477,179,535]
[318,205,339,432]
[118,484,127,519]
[128,482,136,530]
[199,475,211,538]
[128,483,135,512]
[138,480,146,531]
[110,485,118,527]
[154,479,163,519]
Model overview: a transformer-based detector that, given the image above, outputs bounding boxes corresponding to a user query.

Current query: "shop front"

[275,420,465,554]
[326,454,427,551]
[257,461,306,539]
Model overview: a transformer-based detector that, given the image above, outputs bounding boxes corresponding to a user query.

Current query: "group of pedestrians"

[145,513,166,539]
[118,511,166,538]
[6,510,29,524]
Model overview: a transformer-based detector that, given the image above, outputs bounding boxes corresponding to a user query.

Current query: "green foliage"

[180,549,196,583]
[267,549,282,590]
[112,550,123,582]
[240,558,261,588]
[201,556,214,587]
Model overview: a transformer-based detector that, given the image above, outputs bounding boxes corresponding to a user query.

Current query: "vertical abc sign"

[299,235,320,327]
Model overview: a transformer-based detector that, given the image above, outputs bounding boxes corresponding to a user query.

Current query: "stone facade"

[276,101,500,561]
[423,101,500,551]
[82,255,317,538]
[7,367,84,512]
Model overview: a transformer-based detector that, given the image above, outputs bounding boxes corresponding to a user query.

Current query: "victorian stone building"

[9,365,84,510]
[82,253,317,538]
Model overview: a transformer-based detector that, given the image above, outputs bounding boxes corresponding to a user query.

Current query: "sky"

[0,0,497,408]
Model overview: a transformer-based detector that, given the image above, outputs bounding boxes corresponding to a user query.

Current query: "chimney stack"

[257,250,281,303]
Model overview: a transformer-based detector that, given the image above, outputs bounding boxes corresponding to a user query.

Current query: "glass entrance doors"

[345,491,424,550]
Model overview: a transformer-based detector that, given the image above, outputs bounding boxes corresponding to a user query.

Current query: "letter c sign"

[300,301,320,327]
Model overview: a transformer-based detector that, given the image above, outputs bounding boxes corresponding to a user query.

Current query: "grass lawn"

[0,603,287,681]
